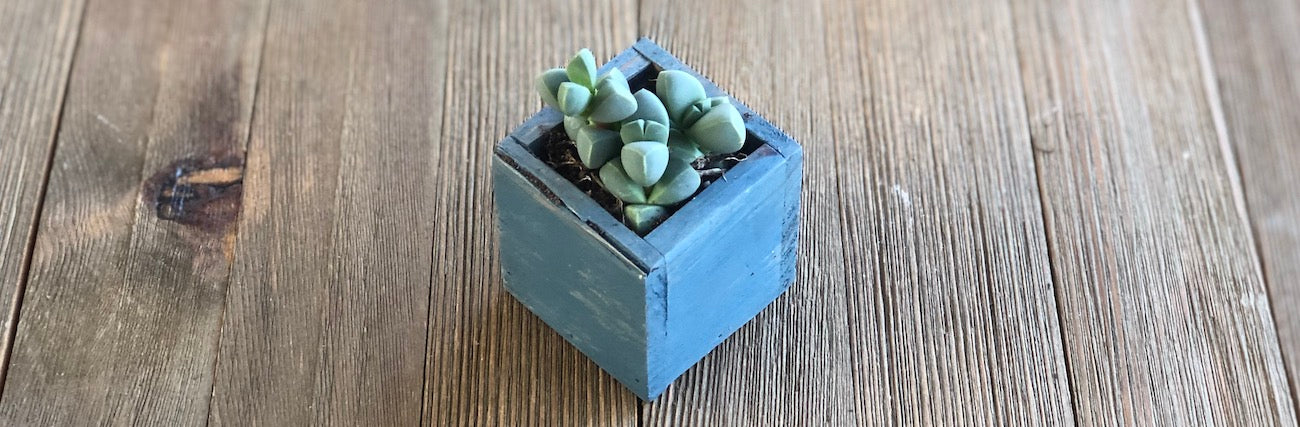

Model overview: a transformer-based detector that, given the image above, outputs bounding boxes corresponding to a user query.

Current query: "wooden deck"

[0,0,1297,424]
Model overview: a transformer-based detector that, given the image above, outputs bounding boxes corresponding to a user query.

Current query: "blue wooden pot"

[492,39,802,400]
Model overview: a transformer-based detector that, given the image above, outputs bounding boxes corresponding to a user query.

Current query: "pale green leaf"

[588,69,637,123]
[621,141,670,187]
[575,127,620,169]
[627,89,670,125]
[624,204,668,234]
[599,161,647,204]
[597,68,631,93]
[563,115,588,140]
[566,48,597,88]
[557,82,591,116]
[656,70,707,123]
[668,131,704,162]
[648,158,701,205]
[535,68,568,108]
[620,119,670,144]
[687,102,745,154]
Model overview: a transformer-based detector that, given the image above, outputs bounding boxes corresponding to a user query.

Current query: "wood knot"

[146,156,244,233]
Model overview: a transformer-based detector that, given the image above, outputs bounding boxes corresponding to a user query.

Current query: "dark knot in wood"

[146,156,244,233]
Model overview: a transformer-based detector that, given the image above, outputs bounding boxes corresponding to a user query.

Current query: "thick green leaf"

[620,120,647,143]
[575,127,620,169]
[624,204,668,234]
[589,68,637,123]
[621,141,670,187]
[687,102,745,154]
[627,89,670,125]
[535,68,568,108]
[557,82,591,116]
[668,132,704,162]
[563,115,588,140]
[589,90,637,123]
[599,161,647,204]
[648,158,701,205]
[679,98,711,127]
[620,119,669,144]
[656,70,707,123]
[566,48,597,88]
[597,67,631,92]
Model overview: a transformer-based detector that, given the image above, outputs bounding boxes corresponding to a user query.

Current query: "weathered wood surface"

[639,2,859,423]
[0,0,1296,424]
[0,0,265,424]
[642,0,1077,424]
[207,0,442,423]
[1011,0,1295,423]
[0,0,83,375]
[419,1,640,425]
[1200,0,1300,401]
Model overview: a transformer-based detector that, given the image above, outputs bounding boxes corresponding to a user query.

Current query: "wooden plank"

[1009,0,1297,423]
[205,0,444,424]
[637,0,859,424]
[0,0,83,376]
[644,0,1076,423]
[1199,0,1300,398]
[420,1,640,425]
[825,0,1076,423]
[0,0,266,423]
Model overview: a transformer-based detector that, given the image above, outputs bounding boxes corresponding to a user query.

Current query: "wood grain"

[0,0,83,377]
[1199,0,1300,399]
[826,0,1076,423]
[0,0,1297,424]
[638,0,859,425]
[1010,0,1297,423]
[420,1,640,425]
[643,0,1075,424]
[0,0,266,423]
[206,0,443,424]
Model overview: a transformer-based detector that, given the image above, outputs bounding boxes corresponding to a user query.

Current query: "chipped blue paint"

[492,38,802,400]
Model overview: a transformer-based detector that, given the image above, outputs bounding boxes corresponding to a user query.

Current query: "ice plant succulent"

[535,48,638,168]
[535,48,747,234]
[656,70,746,157]
[498,39,803,400]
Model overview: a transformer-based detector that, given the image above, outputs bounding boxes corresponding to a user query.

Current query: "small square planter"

[492,38,802,400]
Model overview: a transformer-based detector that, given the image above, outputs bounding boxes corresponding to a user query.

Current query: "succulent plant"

[656,70,746,156]
[599,157,701,233]
[535,49,748,235]
[536,49,638,169]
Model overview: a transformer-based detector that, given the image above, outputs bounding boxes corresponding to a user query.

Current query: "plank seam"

[419,8,457,424]
[0,0,89,399]
[809,2,863,423]
[1000,0,1082,422]
[835,3,890,423]
[1187,0,1300,416]
[819,2,874,423]
[201,0,273,424]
